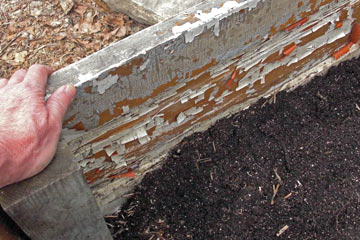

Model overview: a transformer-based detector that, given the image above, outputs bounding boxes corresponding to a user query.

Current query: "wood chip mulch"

[0,0,147,79]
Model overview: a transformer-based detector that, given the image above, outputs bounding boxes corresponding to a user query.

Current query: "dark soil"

[107,57,360,240]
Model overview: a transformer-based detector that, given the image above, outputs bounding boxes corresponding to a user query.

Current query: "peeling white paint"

[177,112,187,124]
[139,136,151,145]
[61,128,86,143]
[77,73,94,87]
[112,154,127,168]
[122,105,130,114]
[120,132,137,144]
[155,116,165,126]
[215,90,232,104]
[94,74,119,94]
[209,87,219,101]
[172,0,263,43]
[140,58,151,71]
[236,81,249,92]
[105,146,116,156]
[195,93,205,104]
[185,106,203,116]
[135,127,148,139]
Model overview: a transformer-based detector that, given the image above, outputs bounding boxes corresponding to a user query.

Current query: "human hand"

[0,65,76,188]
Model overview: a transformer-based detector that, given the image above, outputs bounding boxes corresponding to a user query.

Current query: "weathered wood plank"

[0,207,27,240]
[45,0,360,213]
[0,144,112,240]
[103,0,204,24]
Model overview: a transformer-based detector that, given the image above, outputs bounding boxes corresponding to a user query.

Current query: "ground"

[106,56,360,240]
[0,0,146,79]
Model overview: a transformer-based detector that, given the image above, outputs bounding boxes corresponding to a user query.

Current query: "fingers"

[0,78,7,88]
[47,84,76,132]
[23,64,53,91]
[8,69,27,84]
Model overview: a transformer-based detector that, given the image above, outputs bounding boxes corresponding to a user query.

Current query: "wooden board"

[45,0,360,213]
[0,144,112,240]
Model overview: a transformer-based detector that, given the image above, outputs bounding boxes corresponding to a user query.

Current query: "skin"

[0,65,76,188]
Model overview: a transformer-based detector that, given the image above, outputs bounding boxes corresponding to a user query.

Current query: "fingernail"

[65,84,76,99]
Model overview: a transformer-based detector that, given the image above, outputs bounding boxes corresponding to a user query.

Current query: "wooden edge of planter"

[0,143,112,240]
[42,0,360,214]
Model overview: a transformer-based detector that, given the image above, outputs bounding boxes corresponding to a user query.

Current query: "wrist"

[0,140,12,188]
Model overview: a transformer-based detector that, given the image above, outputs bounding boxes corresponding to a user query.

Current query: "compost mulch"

[106,57,360,240]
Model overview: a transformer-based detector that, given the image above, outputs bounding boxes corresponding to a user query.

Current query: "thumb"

[47,84,76,129]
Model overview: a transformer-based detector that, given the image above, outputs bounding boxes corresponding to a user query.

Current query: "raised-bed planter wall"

[48,0,360,213]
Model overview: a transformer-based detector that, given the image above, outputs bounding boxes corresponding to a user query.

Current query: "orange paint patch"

[351,23,360,43]
[109,58,144,76]
[108,169,136,179]
[84,86,92,94]
[191,59,217,78]
[299,24,329,46]
[72,121,87,131]
[226,69,237,87]
[269,26,277,37]
[64,114,76,125]
[92,150,111,161]
[333,42,353,59]
[335,21,343,29]
[309,0,318,11]
[285,17,309,31]
[184,13,199,23]
[280,15,297,31]
[85,165,112,184]
[262,50,282,64]
[98,109,118,126]
[283,43,297,56]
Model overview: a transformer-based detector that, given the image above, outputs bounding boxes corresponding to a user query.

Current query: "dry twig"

[271,168,283,205]
[276,225,289,237]
[212,141,216,153]
[355,103,360,111]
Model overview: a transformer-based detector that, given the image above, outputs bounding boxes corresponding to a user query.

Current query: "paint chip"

[139,136,150,145]
[105,146,116,156]
[94,74,118,94]
[122,105,130,113]
[136,127,148,139]
[177,112,186,124]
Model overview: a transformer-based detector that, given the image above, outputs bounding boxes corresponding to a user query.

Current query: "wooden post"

[0,144,112,240]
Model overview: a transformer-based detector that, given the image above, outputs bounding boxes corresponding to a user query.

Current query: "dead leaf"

[1,54,11,61]
[103,31,112,41]
[74,4,88,17]
[111,26,127,38]
[14,51,28,63]
[116,26,127,38]
[107,16,125,26]
[55,33,67,41]
[93,0,111,12]
[59,0,75,15]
